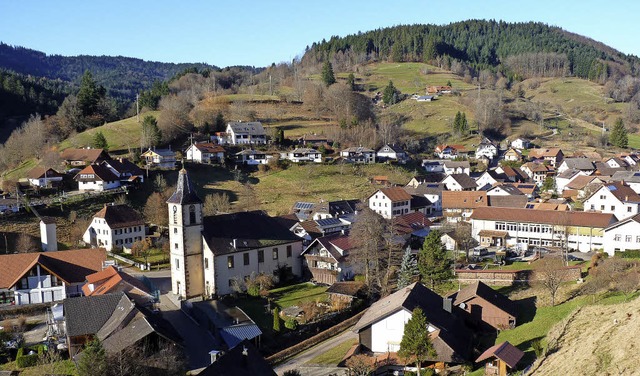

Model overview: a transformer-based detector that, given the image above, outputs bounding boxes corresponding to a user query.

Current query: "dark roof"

[561,158,595,171]
[273,214,299,230]
[202,211,300,256]
[74,164,120,182]
[446,173,478,189]
[301,233,353,261]
[476,341,524,369]
[326,281,366,297]
[227,122,266,136]
[410,194,431,209]
[378,144,405,153]
[93,204,144,229]
[471,207,616,228]
[450,281,517,317]
[27,167,63,179]
[167,168,202,205]
[64,293,125,337]
[102,158,143,177]
[594,161,623,177]
[198,339,276,376]
[191,142,225,153]
[61,148,110,163]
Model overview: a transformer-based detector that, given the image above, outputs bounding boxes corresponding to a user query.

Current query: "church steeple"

[167,168,202,205]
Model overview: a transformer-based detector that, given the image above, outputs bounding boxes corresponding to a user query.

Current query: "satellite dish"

[459,303,466,309]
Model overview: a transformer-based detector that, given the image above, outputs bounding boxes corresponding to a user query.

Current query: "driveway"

[274,327,356,376]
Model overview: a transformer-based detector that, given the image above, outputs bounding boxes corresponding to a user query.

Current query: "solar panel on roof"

[294,202,314,210]
[316,218,342,226]
[608,185,617,191]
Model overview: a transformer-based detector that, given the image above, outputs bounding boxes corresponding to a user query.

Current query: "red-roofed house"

[368,187,413,219]
[0,249,106,305]
[82,204,145,252]
[74,164,121,192]
[27,167,64,188]
[301,234,354,284]
[185,142,226,164]
[82,266,155,307]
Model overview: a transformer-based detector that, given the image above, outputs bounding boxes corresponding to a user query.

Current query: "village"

[1,105,640,376]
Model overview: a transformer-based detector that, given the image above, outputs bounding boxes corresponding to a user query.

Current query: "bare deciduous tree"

[534,257,569,306]
[203,192,231,216]
[16,233,38,253]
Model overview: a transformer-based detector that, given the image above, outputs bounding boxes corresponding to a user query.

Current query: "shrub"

[15,346,39,368]
[285,318,298,330]
[619,249,640,259]
[532,339,544,358]
[273,307,281,333]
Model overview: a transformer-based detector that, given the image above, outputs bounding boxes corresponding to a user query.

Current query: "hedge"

[15,345,44,368]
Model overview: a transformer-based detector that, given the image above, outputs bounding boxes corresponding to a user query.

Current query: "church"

[167,168,304,298]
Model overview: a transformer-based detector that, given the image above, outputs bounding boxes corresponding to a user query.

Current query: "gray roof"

[378,144,406,154]
[487,195,528,208]
[447,173,478,189]
[562,158,595,171]
[236,149,266,156]
[198,339,276,376]
[443,161,470,169]
[315,217,344,227]
[227,121,265,136]
[64,293,125,337]
[167,169,202,205]
[341,146,375,153]
[610,170,640,183]
[556,168,583,179]
[220,325,262,349]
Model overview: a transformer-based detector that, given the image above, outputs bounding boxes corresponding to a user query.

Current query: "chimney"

[443,298,452,313]
[209,350,221,364]
[232,239,237,249]
[40,217,58,252]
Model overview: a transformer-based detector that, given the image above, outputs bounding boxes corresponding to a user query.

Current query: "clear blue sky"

[1,1,638,68]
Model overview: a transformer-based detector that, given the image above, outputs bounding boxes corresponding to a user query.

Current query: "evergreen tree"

[398,307,436,376]
[92,131,108,151]
[141,115,162,148]
[397,248,418,289]
[273,306,281,332]
[347,73,356,91]
[321,61,336,87]
[76,339,107,376]
[609,118,628,148]
[453,111,462,134]
[460,112,468,134]
[417,230,452,289]
[382,81,399,105]
[77,70,100,117]
[214,112,226,132]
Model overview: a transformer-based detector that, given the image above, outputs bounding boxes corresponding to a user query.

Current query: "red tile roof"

[192,142,225,153]
[82,265,151,297]
[74,164,120,182]
[442,191,487,209]
[376,187,412,202]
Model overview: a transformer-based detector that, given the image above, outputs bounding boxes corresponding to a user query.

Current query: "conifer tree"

[76,339,107,376]
[397,248,418,289]
[273,306,281,332]
[418,230,452,289]
[92,131,108,151]
[398,307,436,376]
[382,81,399,105]
[347,73,356,91]
[77,70,99,117]
[321,61,336,86]
[609,118,628,148]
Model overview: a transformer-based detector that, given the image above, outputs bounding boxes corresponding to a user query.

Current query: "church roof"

[167,169,202,205]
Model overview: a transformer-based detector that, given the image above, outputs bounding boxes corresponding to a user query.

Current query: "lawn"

[0,360,77,375]
[270,282,328,308]
[2,157,37,181]
[306,338,357,366]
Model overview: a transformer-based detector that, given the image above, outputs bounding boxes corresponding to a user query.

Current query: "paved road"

[274,327,356,376]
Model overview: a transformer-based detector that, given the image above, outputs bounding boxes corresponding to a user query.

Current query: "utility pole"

[136,93,140,123]
[269,74,272,96]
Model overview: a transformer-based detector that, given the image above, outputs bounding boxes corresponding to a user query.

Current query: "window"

[590,204,595,210]
[626,235,632,242]
[601,205,605,210]
[175,258,180,270]
[204,258,209,269]
[614,234,621,241]
[173,208,178,224]
[287,245,292,258]
[272,248,279,260]
[244,253,250,265]
[628,207,633,213]
[600,195,606,200]
[175,243,179,249]
[189,205,196,224]
[258,250,264,263]
[227,256,234,269]
[611,206,616,211]
[174,228,178,234]
[636,236,640,243]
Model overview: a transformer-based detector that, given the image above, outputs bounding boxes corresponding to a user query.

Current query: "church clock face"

[173,205,178,213]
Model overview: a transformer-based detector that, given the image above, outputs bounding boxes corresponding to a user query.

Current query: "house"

[191,300,262,349]
[475,170,505,190]
[564,175,603,198]
[83,204,145,252]
[449,281,517,330]
[26,167,64,188]
[186,142,226,164]
[198,339,276,376]
[368,187,412,219]
[393,211,432,242]
[225,121,267,145]
[485,184,524,197]
[475,341,524,376]
[65,292,182,360]
[235,149,271,165]
[422,160,445,173]
[340,147,376,164]
[167,169,303,298]
[0,249,106,305]
[81,266,155,307]
[528,147,563,167]
[495,165,528,183]
[605,157,630,169]
[301,134,330,146]
[442,173,477,191]
[301,233,354,284]
[60,148,110,166]
[427,85,452,94]
[503,148,522,162]
[289,199,360,222]
[407,173,446,187]
[211,131,228,145]
[439,223,478,252]
[510,138,531,150]
[555,169,587,194]
[610,171,640,194]
[557,158,595,175]
[353,282,471,365]
[486,195,528,209]
[443,161,471,175]
[506,183,538,200]
[74,164,121,192]
[520,162,554,186]
[434,144,468,159]
[290,217,351,242]
[594,161,626,178]
[101,158,145,184]
[583,182,640,220]
[470,207,616,252]
[604,213,640,256]
[442,191,487,223]
[404,183,444,214]
[377,144,407,162]
[416,95,434,102]
[280,148,322,163]
[326,281,366,306]
[140,148,176,169]
[476,138,498,160]
[0,197,20,214]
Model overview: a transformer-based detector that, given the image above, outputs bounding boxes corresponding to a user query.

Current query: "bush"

[285,318,298,330]
[16,346,39,368]
[532,338,544,358]
[618,249,640,259]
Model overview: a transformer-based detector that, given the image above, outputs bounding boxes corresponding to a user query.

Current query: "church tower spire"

[167,168,204,299]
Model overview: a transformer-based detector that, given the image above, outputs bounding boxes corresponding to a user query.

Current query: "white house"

[605,157,630,169]
[603,214,640,256]
[280,148,323,163]
[83,204,146,252]
[610,171,640,194]
[300,234,354,285]
[503,148,522,162]
[583,182,640,220]
[442,173,477,191]
[470,207,616,252]
[186,142,225,164]
[235,149,271,165]
[510,138,531,150]
[443,161,471,175]
[434,144,467,160]
[377,144,407,162]
[352,282,471,363]
[101,158,145,184]
[225,122,267,145]
[27,167,64,188]
[422,160,445,173]
[557,158,595,175]
[74,164,121,192]
[520,162,554,186]
[140,148,176,169]
[368,187,412,219]
[0,249,106,305]
[340,147,376,164]
[475,138,498,160]
[167,169,303,298]
[555,169,587,194]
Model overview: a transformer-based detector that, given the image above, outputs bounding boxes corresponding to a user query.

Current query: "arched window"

[189,205,196,224]
[172,205,178,224]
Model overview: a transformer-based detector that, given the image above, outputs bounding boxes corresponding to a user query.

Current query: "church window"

[258,250,264,263]
[189,205,196,224]
[227,256,234,269]
[286,245,292,258]
[175,243,179,249]
[244,253,250,265]
[175,258,180,270]
[173,205,178,224]
[174,228,178,234]
[272,248,279,260]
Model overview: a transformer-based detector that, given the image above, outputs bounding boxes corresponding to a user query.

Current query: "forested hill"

[305,20,640,80]
[0,43,217,102]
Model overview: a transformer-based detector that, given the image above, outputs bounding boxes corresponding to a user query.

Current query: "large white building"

[167,169,303,298]
[604,214,640,255]
[225,122,267,145]
[583,182,640,220]
[74,164,121,192]
[368,187,412,219]
[185,142,225,164]
[83,204,145,252]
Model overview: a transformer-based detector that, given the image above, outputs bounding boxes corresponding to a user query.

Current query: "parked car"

[471,246,488,256]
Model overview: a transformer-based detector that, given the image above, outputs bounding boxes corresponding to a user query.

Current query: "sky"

[1,1,639,68]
